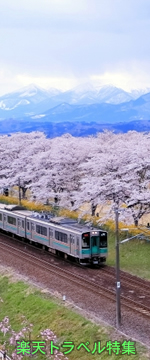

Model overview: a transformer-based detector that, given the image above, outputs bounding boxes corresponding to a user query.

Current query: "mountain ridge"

[0,84,150,136]
[0,83,146,118]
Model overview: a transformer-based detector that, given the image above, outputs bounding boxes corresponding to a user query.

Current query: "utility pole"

[18,177,21,206]
[115,207,121,328]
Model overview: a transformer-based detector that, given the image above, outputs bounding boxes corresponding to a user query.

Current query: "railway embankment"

[0,233,149,359]
[0,269,149,360]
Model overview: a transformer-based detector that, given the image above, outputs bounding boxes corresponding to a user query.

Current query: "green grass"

[0,276,149,359]
[107,230,150,280]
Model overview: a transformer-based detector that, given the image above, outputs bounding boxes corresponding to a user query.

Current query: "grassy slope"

[0,277,149,360]
[107,231,150,280]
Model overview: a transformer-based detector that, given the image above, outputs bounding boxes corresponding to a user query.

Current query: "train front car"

[81,230,108,265]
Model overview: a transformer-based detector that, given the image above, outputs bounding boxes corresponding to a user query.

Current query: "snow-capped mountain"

[49,84,133,105]
[1,84,61,103]
[130,88,150,99]
[0,84,62,118]
[0,83,142,120]
[0,83,150,137]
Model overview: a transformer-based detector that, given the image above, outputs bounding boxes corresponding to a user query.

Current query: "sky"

[0,0,150,95]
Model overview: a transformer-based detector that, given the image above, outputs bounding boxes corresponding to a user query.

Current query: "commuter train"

[0,203,108,265]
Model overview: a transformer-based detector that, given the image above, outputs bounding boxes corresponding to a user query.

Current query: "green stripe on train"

[52,241,69,249]
[82,248,108,254]
[34,234,49,242]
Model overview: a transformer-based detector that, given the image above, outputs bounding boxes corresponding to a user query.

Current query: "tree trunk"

[54,195,58,204]
[21,187,27,199]
[91,203,97,216]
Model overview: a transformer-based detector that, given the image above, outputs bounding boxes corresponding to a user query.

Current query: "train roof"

[50,217,90,232]
[0,203,32,217]
[0,203,106,234]
[49,217,106,233]
[14,210,33,216]
[0,203,27,211]
[49,216,77,225]
[4,204,26,211]
[30,215,103,234]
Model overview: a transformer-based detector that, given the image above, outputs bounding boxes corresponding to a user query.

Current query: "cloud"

[0,0,150,94]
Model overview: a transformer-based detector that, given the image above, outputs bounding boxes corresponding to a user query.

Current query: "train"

[0,203,108,265]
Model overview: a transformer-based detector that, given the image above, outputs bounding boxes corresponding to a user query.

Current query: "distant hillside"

[0,117,150,137]
[0,84,150,136]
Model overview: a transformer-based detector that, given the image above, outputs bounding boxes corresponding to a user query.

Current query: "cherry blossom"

[0,130,150,225]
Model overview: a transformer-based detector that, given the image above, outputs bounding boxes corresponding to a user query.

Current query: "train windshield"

[99,232,107,248]
[82,232,90,248]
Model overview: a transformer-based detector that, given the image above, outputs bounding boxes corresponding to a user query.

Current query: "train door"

[91,236,99,256]
[17,218,20,235]
[49,228,53,248]
[76,236,80,256]
[70,234,75,256]
[26,220,30,239]
[31,222,34,240]
[3,215,7,230]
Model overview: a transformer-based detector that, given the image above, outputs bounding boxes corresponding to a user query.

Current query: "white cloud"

[16,75,78,91]
[91,70,150,92]
[0,0,150,95]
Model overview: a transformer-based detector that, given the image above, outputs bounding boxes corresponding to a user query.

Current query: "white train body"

[0,204,108,265]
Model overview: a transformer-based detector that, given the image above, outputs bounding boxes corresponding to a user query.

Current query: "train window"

[36,225,47,236]
[41,226,47,236]
[77,237,79,246]
[70,235,75,244]
[64,233,67,243]
[55,231,67,243]
[99,232,107,248]
[62,233,67,243]
[7,216,16,226]
[27,222,30,230]
[36,225,40,233]
[0,213,2,221]
[82,233,90,248]
[55,231,59,240]
[22,220,24,228]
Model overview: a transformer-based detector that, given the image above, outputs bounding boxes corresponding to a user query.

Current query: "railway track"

[0,240,150,319]
[89,265,150,307]
[101,266,150,292]
[92,266,150,302]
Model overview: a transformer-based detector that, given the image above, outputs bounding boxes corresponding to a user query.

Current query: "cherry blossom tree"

[0,314,68,360]
[75,131,150,225]
[0,130,150,225]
